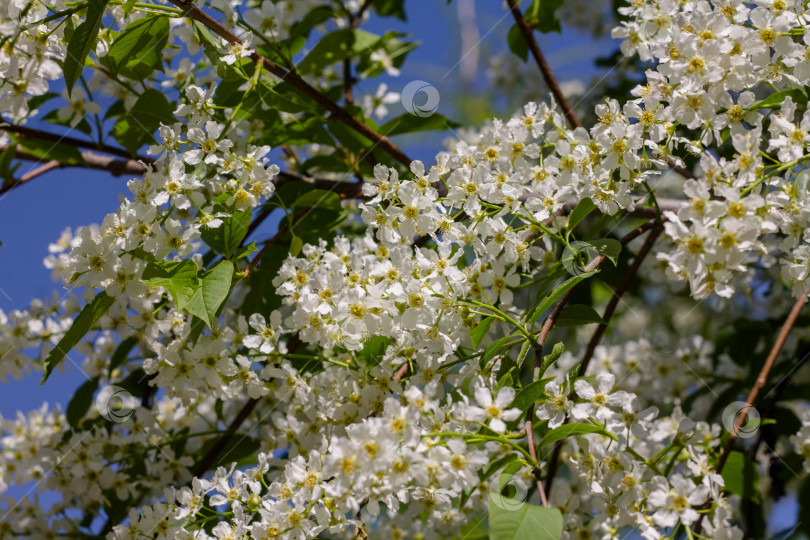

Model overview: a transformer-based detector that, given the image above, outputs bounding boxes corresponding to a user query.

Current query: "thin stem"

[0,120,145,161]
[504,0,582,130]
[244,208,307,275]
[693,294,806,534]
[716,295,806,473]
[578,224,664,376]
[0,147,150,196]
[541,219,664,493]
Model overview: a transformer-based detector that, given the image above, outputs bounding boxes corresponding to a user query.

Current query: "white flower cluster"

[611,0,810,299]
[5,0,810,537]
[791,410,810,472]
[543,388,739,539]
[0,397,219,537]
[114,382,496,540]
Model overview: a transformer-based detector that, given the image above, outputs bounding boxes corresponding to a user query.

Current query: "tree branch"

[505,0,582,130]
[167,0,412,167]
[0,120,144,161]
[18,160,60,183]
[578,223,664,376]
[245,208,308,275]
[526,221,660,494]
[0,142,364,199]
[693,294,806,534]
[716,295,806,473]
[0,146,150,196]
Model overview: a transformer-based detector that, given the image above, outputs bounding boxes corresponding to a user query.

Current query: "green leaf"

[16,138,84,165]
[289,235,303,257]
[480,453,521,484]
[372,0,406,19]
[471,316,495,349]
[104,15,169,79]
[232,242,258,261]
[488,497,563,540]
[566,198,597,231]
[748,87,807,112]
[66,377,100,428]
[142,260,200,310]
[588,238,622,266]
[63,0,108,96]
[290,189,342,211]
[511,377,554,411]
[0,144,17,181]
[379,113,460,137]
[538,341,565,375]
[528,270,597,323]
[112,88,174,155]
[108,336,139,374]
[200,210,251,259]
[507,24,528,62]
[556,304,605,327]
[41,291,116,385]
[454,518,488,539]
[722,451,759,502]
[358,336,392,366]
[524,0,565,34]
[288,6,335,43]
[515,339,532,369]
[184,260,234,328]
[297,28,380,75]
[481,332,523,368]
[538,423,603,447]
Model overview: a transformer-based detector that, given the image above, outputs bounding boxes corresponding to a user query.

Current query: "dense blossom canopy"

[3,0,810,539]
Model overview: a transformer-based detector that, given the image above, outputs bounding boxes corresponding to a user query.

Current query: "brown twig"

[0,147,151,196]
[190,397,259,479]
[190,332,301,481]
[523,414,549,506]
[716,295,806,472]
[18,160,60,183]
[504,0,582,130]
[578,224,664,376]
[168,0,412,167]
[0,121,144,161]
[536,219,663,494]
[521,219,662,498]
[393,362,410,381]
[245,208,308,275]
[693,295,806,534]
[0,142,363,199]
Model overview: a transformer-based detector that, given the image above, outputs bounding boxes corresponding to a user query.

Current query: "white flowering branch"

[694,294,806,534]
[167,0,413,167]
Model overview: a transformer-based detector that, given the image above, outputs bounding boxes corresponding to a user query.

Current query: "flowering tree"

[4,0,810,537]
